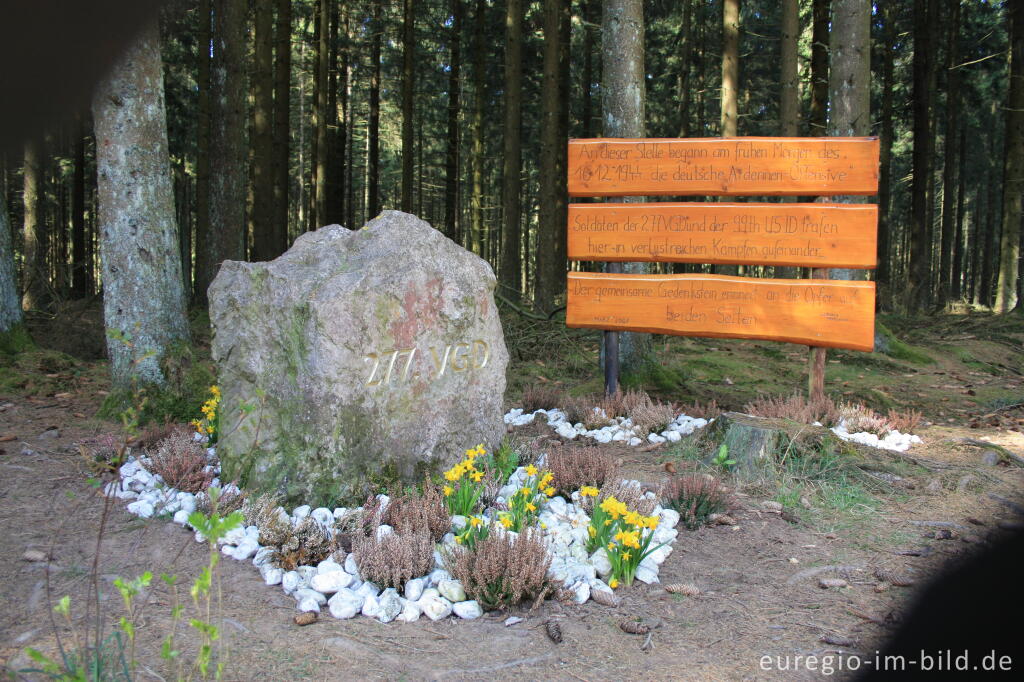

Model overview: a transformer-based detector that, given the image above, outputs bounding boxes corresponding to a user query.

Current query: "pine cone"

[873,567,914,586]
[591,588,619,607]
[293,612,318,626]
[545,620,563,644]
[708,513,737,526]
[620,620,651,635]
[818,578,849,589]
[664,583,700,597]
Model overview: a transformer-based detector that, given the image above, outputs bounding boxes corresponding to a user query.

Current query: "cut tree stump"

[701,412,790,479]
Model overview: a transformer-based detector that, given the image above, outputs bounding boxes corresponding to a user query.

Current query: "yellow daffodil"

[540,522,547,529]
[541,472,554,486]
[500,516,513,529]
[588,525,596,537]
[470,516,482,528]
[475,444,486,456]
[607,542,615,551]
[525,464,538,477]
[646,516,660,530]
[622,551,631,561]
[443,485,453,497]
[604,519,612,526]
[455,536,463,544]
[210,385,221,397]
[470,470,484,483]
[580,486,599,498]
[609,578,619,589]
[526,502,536,512]
[520,486,532,497]
[544,486,556,497]
[625,511,644,528]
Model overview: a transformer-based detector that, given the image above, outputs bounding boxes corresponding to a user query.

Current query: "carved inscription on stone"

[363,339,491,387]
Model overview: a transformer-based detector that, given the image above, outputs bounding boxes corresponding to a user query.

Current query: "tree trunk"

[677,0,693,138]
[272,0,291,251]
[92,17,190,387]
[776,0,799,280]
[22,137,49,312]
[810,0,869,400]
[194,0,212,301]
[996,0,1023,313]
[535,0,566,313]
[981,129,999,307]
[937,0,961,306]
[252,0,275,260]
[445,0,463,243]
[500,0,523,302]
[602,0,650,377]
[721,0,739,137]
[337,6,350,226]
[952,122,967,301]
[468,0,486,255]
[313,0,329,228]
[325,2,343,225]
[368,0,382,218]
[71,115,88,297]
[0,193,25,339]
[809,0,829,137]
[908,0,934,311]
[201,0,247,305]
[876,0,895,308]
[583,0,597,138]
[401,0,415,213]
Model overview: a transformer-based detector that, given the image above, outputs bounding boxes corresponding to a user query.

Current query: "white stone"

[292,505,312,521]
[361,594,381,619]
[310,570,352,594]
[418,595,453,621]
[229,540,259,561]
[664,430,682,442]
[404,577,425,602]
[126,500,154,518]
[253,547,275,567]
[628,437,643,446]
[296,566,318,583]
[223,527,247,545]
[355,581,380,599]
[590,548,612,578]
[571,581,591,604]
[659,508,681,529]
[375,524,395,540]
[294,588,327,605]
[453,600,483,619]
[261,567,283,586]
[317,558,344,574]
[396,599,421,623]
[546,496,568,516]
[437,579,466,603]
[333,507,349,519]
[327,589,364,619]
[344,554,359,576]
[652,526,678,545]
[504,616,525,626]
[172,509,191,525]
[646,545,672,565]
[311,507,334,526]
[451,515,467,531]
[432,550,444,568]
[282,571,302,594]
[296,597,321,613]
[647,433,666,444]
[419,587,440,601]
[377,588,403,623]
[590,578,614,599]
[428,569,450,586]
[635,564,659,585]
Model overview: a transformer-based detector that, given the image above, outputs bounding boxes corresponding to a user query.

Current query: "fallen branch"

[955,438,1024,467]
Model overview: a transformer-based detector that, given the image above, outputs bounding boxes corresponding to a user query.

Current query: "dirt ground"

[2,310,1024,680]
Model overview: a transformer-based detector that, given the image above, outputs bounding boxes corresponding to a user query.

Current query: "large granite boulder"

[209,211,508,506]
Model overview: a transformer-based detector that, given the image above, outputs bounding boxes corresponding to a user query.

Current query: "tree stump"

[701,412,792,480]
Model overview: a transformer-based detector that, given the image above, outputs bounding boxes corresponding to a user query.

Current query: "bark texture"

[272,0,291,249]
[499,0,523,301]
[21,137,49,311]
[92,17,190,387]
[720,0,739,137]
[252,0,275,261]
[996,0,1023,313]
[445,0,463,243]
[401,0,415,213]
[602,0,650,374]
[0,198,23,333]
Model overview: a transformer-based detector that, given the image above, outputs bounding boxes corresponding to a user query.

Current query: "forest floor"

[1,306,1023,681]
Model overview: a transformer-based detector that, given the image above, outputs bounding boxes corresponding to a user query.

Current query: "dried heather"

[628,399,678,435]
[381,484,450,541]
[592,479,659,516]
[838,403,892,436]
[274,517,334,571]
[444,529,551,610]
[680,398,721,420]
[194,485,247,517]
[520,383,566,413]
[886,408,923,434]
[663,474,732,530]
[352,528,434,590]
[743,393,840,426]
[546,445,618,496]
[145,431,214,493]
[562,395,614,429]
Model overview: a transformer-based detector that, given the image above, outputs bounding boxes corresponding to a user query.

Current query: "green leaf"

[53,595,71,617]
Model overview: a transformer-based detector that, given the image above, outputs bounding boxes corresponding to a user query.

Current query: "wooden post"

[604,261,622,396]
[808,266,829,402]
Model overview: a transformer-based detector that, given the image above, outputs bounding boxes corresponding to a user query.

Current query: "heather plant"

[886,407,923,434]
[547,444,618,496]
[145,430,214,494]
[352,527,434,590]
[444,528,551,610]
[520,383,566,412]
[663,474,732,529]
[381,483,451,541]
[743,393,840,426]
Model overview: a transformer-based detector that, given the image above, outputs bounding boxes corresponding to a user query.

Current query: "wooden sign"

[568,137,880,197]
[566,271,876,351]
[568,202,877,269]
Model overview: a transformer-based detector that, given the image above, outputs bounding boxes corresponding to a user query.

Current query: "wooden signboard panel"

[567,202,878,268]
[568,137,880,197]
[566,272,876,351]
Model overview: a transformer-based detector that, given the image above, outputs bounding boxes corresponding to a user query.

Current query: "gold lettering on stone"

[364,339,490,387]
